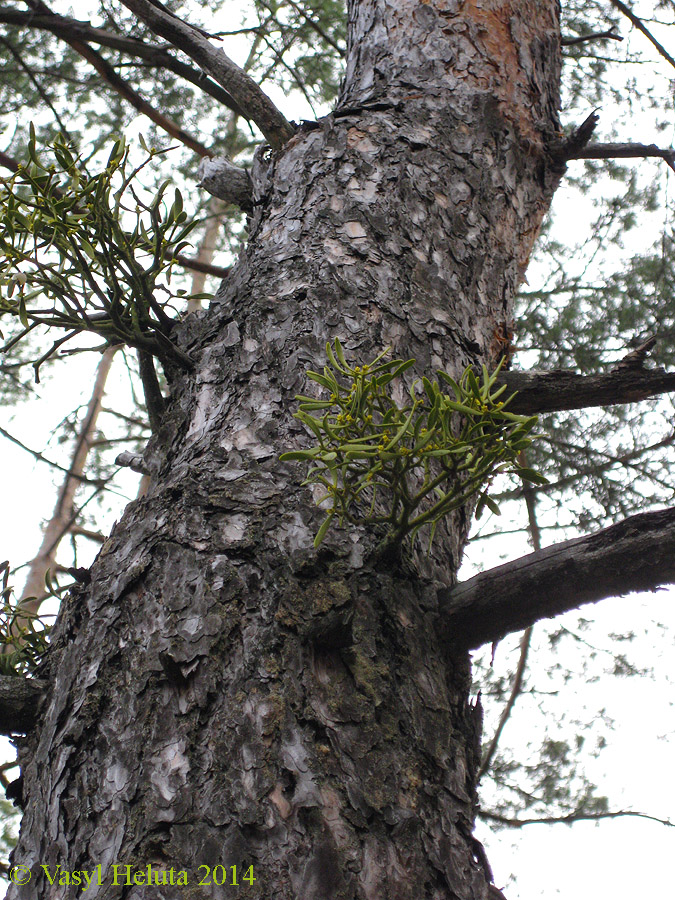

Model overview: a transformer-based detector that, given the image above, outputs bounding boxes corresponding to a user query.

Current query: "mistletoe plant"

[282,339,547,549]
[0,126,199,381]
[0,562,52,677]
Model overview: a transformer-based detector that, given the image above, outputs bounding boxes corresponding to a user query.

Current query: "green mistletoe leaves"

[282,339,547,549]
[0,127,199,379]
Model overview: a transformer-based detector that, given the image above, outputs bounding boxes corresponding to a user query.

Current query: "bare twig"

[173,253,230,279]
[562,28,622,46]
[490,428,675,502]
[480,808,675,828]
[609,0,675,71]
[478,628,532,779]
[259,29,317,116]
[0,34,71,136]
[69,525,105,544]
[0,425,106,485]
[271,0,345,56]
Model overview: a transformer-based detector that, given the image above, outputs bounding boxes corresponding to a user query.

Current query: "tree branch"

[561,29,622,46]
[0,150,19,173]
[0,34,71,136]
[497,364,675,415]
[10,0,211,156]
[22,2,212,158]
[555,111,599,161]
[137,349,166,434]
[569,142,675,171]
[69,525,106,544]
[0,8,247,116]
[0,676,48,734]
[480,808,675,828]
[172,253,230,279]
[0,425,106,485]
[19,347,117,610]
[438,507,675,650]
[609,0,675,71]
[198,156,253,210]
[119,0,294,148]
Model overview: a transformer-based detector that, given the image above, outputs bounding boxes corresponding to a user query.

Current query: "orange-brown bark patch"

[454,0,558,147]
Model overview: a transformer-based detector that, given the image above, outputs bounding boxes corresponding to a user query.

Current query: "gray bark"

[0,678,47,736]
[498,364,675,414]
[9,2,564,898]
[198,158,252,211]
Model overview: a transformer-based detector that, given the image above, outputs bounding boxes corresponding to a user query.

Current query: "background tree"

[0,1,674,898]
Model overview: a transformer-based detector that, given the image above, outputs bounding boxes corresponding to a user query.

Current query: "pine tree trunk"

[10,3,563,897]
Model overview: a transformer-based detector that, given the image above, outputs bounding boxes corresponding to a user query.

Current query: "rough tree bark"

[9,2,564,897]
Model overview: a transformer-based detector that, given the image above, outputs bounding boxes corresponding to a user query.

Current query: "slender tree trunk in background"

[10,3,563,897]
[18,345,118,612]
[186,196,227,312]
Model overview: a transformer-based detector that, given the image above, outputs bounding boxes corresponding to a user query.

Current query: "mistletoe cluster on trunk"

[283,339,547,549]
[0,128,199,379]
